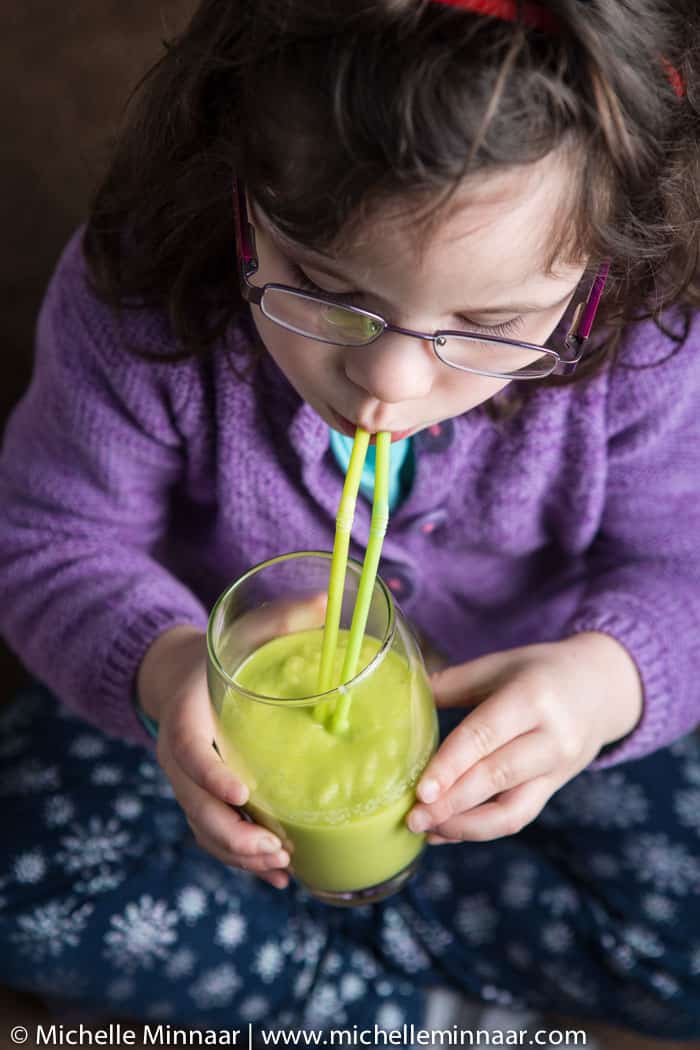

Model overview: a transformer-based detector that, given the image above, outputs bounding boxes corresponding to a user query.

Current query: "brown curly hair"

[84,0,700,385]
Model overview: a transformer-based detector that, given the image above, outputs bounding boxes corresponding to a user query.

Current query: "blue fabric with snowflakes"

[1,683,700,1039]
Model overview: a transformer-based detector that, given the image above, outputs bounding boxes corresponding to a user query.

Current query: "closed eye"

[291,265,526,339]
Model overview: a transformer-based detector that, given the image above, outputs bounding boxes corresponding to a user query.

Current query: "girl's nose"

[343,330,434,403]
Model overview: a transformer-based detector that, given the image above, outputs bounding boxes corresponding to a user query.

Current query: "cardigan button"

[417,419,454,453]
[382,565,415,602]
[411,508,448,536]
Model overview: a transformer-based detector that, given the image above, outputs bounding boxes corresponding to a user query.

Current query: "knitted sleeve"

[566,313,700,769]
[0,232,209,746]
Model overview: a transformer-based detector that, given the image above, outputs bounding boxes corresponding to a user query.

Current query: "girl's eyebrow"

[257,206,578,315]
[292,249,579,315]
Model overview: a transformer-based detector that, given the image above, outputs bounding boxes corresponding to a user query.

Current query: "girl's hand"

[136,596,325,889]
[407,632,643,844]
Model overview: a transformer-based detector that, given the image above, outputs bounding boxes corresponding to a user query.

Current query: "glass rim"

[206,549,397,706]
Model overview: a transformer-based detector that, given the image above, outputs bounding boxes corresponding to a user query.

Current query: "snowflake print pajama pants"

[1,683,699,1040]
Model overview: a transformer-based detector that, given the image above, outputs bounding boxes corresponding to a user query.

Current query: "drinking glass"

[207,550,438,906]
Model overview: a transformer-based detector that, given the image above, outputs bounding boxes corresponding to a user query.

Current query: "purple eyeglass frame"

[233,179,609,380]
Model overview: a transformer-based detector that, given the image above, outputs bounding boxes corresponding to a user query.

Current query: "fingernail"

[260,836,282,852]
[408,811,431,833]
[418,778,440,803]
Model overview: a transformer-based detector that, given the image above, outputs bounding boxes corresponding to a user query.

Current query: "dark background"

[0,2,194,694]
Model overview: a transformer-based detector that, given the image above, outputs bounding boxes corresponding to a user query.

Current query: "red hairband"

[431,0,685,98]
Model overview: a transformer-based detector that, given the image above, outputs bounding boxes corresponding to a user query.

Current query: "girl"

[1,0,699,1045]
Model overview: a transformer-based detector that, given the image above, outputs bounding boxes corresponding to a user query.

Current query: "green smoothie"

[216,628,437,894]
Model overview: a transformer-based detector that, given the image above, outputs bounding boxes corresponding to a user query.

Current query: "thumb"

[429,648,521,708]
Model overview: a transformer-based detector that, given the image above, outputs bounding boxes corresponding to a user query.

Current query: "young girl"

[1,0,699,1044]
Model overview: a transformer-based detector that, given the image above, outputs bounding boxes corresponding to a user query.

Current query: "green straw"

[329,430,391,735]
[314,427,370,721]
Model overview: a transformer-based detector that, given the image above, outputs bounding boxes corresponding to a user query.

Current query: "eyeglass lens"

[261,287,558,377]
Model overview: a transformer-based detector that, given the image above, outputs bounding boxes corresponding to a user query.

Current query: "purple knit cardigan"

[1,230,699,766]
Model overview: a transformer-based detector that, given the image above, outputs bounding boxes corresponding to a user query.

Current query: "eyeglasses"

[233,179,609,381]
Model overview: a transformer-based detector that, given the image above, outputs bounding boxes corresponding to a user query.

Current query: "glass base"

[301,853,422,908]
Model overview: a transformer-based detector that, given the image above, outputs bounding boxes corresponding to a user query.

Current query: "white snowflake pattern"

[621,924,665,958]
[455,893,499,945]
[339,973,366,1003]
[376,980,394,997]
[381,907,430,972]
[293,966,315,1000]
[253,941,285,983]
[12,898,94,961]
[398,903,452,955]
[44,795,76,828]
[538,886,580,916]
[421,869,452,900]
[189,963,241,1008]
[541,962,598,1007]
[304,982,347,1028]
[642,894,677,924]
[113,794,144,821]
[605,941,636,974]
[540,921,573,954]
[322,951,343,975]
[283,915,325,968]
[214,910,246,950]
[137,761,175,799]
[13,850,47,884]
[166,948,197,979]
[480,984,516,1006]
[91,764,123,786]
[673,787,700,837]
[682,760,700,787]
[103,895,179,971]
[623,833,700,895]
[57,817,130,873]
[499,860,537,909]
[349,947,380,980]
[649,972,680,999]
[555,772,649,827]
[70,734,106,760]
[189,862,232,902]
[176,885,208,924]
[376,1002,404,1031]
[239,995,269,1021]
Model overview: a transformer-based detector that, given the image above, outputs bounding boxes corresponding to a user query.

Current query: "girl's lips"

[332,410,416,443]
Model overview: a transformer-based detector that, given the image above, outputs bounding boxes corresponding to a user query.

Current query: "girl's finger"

[408,728,549,832]
[164,692,250,808]
[165,749,288,861]
[428,776,552,843]
[415,681,539,804]
[190,828,291,887]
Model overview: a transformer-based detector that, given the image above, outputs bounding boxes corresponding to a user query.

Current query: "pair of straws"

[314,427,391,734]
